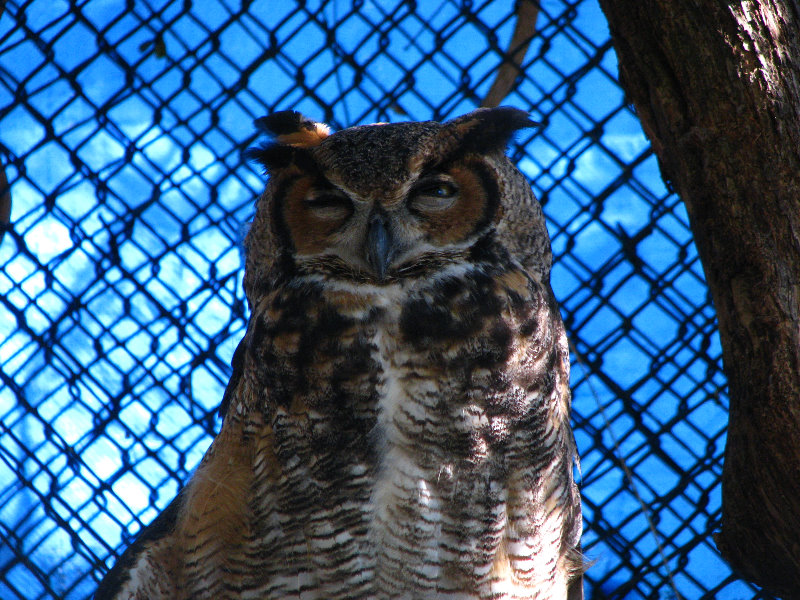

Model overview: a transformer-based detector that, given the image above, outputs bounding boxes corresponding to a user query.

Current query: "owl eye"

[410,178,459,212]
[303,192,353,220]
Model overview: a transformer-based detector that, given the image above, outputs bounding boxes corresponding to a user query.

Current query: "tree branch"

[596,1,800,596]
[482,0,540,108]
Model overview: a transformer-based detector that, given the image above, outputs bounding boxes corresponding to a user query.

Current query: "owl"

[95,107,583,600]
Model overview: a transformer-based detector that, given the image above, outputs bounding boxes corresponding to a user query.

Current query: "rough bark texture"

[595,1,800,597]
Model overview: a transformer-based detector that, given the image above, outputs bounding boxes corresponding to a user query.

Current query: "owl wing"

[93,492,184,599]
[95,337,251,599]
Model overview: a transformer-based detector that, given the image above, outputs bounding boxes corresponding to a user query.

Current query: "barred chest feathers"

[94,107,583,600]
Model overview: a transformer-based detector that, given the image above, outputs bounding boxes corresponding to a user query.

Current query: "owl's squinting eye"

[410,177,459,212]
[303,192,353,220]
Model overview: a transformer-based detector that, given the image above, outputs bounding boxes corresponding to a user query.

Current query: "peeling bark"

[596,1,800,597]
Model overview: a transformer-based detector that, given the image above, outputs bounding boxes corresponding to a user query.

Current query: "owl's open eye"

[303,192,353,220]
[409,177,459,212]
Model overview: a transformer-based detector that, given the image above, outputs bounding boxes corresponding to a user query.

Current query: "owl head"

[244,107,551,299]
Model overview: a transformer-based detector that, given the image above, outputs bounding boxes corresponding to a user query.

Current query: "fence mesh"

[0,1,776,598]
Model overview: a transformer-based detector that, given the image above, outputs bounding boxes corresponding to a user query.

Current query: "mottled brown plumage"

[95,107,583,600]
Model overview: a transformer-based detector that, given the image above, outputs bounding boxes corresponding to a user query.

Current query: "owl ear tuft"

[245,142,299,172]
[246,111,330,172]
[445,107,539,154]
[254,111,331,147]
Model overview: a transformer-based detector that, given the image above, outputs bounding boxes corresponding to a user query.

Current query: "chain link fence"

[0,1,776,598]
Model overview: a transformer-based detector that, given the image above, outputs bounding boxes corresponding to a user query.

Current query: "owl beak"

[366,214,393,281]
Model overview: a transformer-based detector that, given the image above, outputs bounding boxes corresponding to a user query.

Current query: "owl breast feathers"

[95,107,584,600]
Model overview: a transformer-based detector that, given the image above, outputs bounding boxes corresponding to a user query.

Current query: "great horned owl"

[95,107,583,600]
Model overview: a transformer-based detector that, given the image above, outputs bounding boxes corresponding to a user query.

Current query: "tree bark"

[595,1,800,597]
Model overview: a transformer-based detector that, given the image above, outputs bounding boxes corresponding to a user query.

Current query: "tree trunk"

[595,1,800,597]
